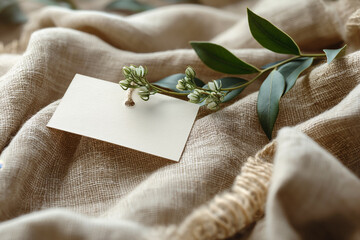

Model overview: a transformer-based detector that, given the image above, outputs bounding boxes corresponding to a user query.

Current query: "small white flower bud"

[119,79,131,90]
[215,80,222,89]
[184,76,192,83]
[208,81,216,91]
[138,86,150,101]
[205,96,213,104]
[207,100,219,110]
[208,80,221,91]
[186,83,195,90]
[176,79,186,91]
[185,66,196,79]
[187,91,201,103]
[122,66,132,76]
[136,66,146,78]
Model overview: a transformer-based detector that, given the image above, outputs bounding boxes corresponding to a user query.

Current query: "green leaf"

[278,57,313,94]
[190,42,260,74]
[0,0,27,24]
[247,8,300,55]
[153,73,205,92]
[257,70,285,140]
[35,0,77,9]
[201,77,248,105]
[323,45,347,64]
[105,0,154,12]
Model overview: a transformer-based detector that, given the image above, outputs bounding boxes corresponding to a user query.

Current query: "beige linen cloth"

[1,0,360,239]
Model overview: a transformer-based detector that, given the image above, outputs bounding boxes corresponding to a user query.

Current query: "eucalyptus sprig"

[120,8,346,140]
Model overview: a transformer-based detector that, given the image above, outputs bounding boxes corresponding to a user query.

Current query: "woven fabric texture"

[0,0,360,239]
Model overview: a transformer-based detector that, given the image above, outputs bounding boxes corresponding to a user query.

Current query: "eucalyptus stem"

[221,71,266,91]
[120,52,328,110]
[151,85,188,96]
[301,53,326,57]
[130,53,326,97]
[221,53,325,92]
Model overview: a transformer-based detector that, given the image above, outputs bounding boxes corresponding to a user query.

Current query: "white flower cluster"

[175,67,196,91]
[119,65,226,110]
[119,65,156,101]
[176,66,225,110]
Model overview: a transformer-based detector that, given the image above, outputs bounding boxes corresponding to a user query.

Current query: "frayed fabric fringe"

[161,142,276,240]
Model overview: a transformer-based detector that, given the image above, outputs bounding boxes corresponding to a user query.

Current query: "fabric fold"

[266,127,360,240]
[1,0,360,239]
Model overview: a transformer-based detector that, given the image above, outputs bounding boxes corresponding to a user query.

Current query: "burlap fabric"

[0,0,360,239]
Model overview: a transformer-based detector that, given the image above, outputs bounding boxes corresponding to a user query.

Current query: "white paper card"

[47,74,199,162]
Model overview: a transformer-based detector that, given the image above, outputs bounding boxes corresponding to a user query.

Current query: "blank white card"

[47,74,200,162]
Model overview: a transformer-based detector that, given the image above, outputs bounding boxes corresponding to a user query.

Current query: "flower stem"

[221,53,325,92]
[221,70,267,91]
[145,53,326,98]
[300,53,326,57]
[151,85,188,96]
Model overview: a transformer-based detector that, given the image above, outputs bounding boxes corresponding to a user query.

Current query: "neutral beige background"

[0,0,359,239]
